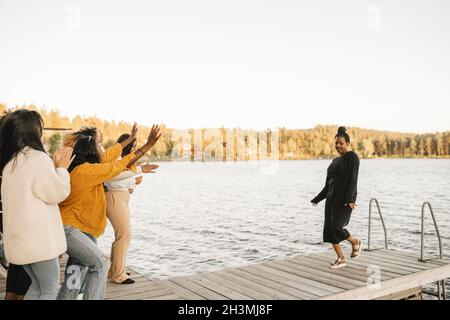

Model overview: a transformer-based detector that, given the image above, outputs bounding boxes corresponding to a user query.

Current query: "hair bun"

[337,126,347,135]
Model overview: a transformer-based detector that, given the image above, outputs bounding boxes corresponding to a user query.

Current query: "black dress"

[311,151,360,244]
[0,194,31,296]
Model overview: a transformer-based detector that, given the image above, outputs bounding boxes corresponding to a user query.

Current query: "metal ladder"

[420,201,446,300]
[366,198,388,251]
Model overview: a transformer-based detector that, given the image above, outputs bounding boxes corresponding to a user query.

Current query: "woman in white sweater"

[0,109,74,300]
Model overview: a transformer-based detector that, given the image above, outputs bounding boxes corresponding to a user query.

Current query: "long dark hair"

[116,133,135,157]
[335,126,350,144]
[0,109,46,175]
[68,127,102,172]
[0,111,9,221]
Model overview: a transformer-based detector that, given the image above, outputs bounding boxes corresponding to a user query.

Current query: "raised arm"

[119,122,138,149]
[101,123,138,163]
[126,125,161,168]
[107,166,143,183]
[77,151,139,187]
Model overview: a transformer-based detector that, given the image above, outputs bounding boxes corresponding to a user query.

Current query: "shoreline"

[144,156,450,162]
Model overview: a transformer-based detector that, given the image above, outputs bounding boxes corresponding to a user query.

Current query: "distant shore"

[144,155,450,162]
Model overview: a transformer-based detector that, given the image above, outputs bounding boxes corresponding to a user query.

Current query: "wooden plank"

[200,272,274,300]
[106,276,151,289]
[375,287,422,300]
[170,276,229,300]
[314,252,415,275]
[362,251,442,271]
[370,250,446,267]
[320,264,450,300]
[314,251,413,275]
[107,285,171,299]
[106,281,165,295]
[189,274,253,300]
[310,253,405,279]
[240,264,342,296]
[314,253,410,277]
[144,293,181,300]
[268,259,365,288]
[158,279,206,300]
[111,288,175,300]
[342,254,426,274]
[260,261,356,290]
[302,254,394,281]
[213,270,297,300]
[225,268,316,299]
[378,249,450,265]
[291,256,379,283]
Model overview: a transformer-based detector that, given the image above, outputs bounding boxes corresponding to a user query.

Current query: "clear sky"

[1,0,449,133]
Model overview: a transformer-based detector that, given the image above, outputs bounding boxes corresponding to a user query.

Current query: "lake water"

[97,159,450,296]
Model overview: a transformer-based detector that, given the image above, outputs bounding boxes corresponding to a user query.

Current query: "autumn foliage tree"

[1,103,449,160]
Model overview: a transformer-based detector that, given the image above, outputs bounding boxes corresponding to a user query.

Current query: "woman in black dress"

[311,126,361,269]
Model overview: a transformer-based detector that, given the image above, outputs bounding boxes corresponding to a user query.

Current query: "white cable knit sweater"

[1,147,70,265]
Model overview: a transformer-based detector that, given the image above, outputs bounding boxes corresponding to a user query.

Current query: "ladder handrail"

[420,201,443,262]
[367,198,388,251]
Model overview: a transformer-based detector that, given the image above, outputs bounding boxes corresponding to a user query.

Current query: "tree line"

[1,104,449,160]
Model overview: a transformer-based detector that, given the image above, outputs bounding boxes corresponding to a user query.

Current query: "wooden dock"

[2,248,449,300]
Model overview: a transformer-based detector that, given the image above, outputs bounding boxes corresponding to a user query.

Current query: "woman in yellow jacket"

[57,124,160,300]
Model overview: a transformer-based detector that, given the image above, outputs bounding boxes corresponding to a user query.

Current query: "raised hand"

[53,147,75,170]
[145,125,161,148]
[120,122,139,149]
[129,122,138,140]
[126,124,161,169]
[142,164,159,173]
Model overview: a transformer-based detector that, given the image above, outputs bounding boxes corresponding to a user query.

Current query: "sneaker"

[330,257,346,269]
[351,240,362,259]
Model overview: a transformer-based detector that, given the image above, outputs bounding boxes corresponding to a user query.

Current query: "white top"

[104,166,143,191]
[1,147,70,265]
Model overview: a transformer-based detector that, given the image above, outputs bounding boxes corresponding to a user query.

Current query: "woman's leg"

[346,235,359,246]
[107,190,132,283]
[23,258,60,300]
[328,206,352,266]
[329,205,352,243]
[332,244,345,259]
[5,263,31,300]
[323,200,333,243]
[22,264,40,300]
[58,225,108,300]
[5,292,18,300]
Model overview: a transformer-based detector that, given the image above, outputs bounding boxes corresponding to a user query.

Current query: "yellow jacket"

[59,143,136,238]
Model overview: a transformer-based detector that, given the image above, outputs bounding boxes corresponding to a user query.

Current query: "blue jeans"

[23,258,60,300]
[57,225,109,300]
